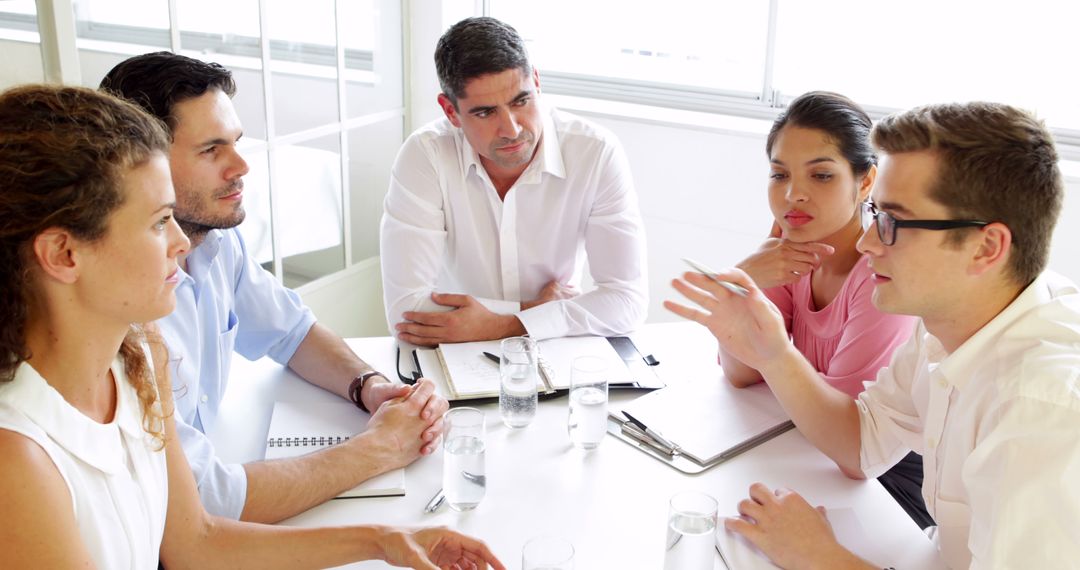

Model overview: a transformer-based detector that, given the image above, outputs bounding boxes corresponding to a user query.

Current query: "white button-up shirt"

[380,107,648,340]
[857,272,1080,568]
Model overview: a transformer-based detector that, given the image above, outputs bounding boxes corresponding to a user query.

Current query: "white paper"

[265,400,405,497]
[715,508,884,569]
[435,336,634,397]
[619,377,790,464]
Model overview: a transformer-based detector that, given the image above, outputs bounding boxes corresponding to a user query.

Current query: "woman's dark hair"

[100,50,236,135]
[766,91,877,176]
[0,84,170,444]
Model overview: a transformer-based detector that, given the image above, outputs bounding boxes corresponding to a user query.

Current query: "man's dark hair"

[99,51,236,135]
[435,17,530,106]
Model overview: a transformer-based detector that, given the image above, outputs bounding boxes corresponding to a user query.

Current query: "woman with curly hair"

[0,84,502,570]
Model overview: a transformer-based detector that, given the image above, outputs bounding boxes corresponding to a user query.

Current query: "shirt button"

[937,378,948,388]
[201,394,209,403]
[927,437,937,449]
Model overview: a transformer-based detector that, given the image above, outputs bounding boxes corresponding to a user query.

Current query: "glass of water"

[442,407,486,511]
[568,355,608,450]
[522,535,574,570]
[499,336,539,428]
[663,491,718,570]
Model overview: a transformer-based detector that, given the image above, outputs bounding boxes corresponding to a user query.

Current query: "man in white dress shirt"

[668,102,1080,568]
[380,17,648,345]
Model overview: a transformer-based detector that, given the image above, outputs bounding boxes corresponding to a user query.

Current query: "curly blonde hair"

[0,85,171,445]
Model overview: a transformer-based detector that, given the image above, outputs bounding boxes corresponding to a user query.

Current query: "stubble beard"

[175,179,247,247]
[488,131,537,171]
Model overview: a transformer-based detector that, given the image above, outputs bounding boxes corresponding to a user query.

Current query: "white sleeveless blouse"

[0,358,168,568]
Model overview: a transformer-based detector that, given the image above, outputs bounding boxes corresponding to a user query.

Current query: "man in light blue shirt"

[101,51,449,523]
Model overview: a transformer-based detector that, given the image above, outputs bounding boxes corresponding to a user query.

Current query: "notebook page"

[436,340,503,396]
[536,336,634,389]
[265,400,405,497]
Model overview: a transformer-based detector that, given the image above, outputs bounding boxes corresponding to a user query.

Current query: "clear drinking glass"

[442,407,486,511]
[522,535,575,570]
[663,491,719,570]
[568,355,609,449]
[499,337,539,428]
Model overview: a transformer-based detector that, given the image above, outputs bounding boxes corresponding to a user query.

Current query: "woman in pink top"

[723,92,932,528]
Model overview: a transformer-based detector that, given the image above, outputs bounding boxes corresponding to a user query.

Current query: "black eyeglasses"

[862,202,989,246]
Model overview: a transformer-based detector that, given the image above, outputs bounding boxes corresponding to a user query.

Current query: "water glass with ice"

[442,407,486,511]
[663,491,718,570]
[522,535,574,570]
[567,355,608,450]
[499,336,539,428]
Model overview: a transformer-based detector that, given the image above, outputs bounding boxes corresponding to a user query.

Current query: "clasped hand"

[365,378,448,462]
[737,223,835,289]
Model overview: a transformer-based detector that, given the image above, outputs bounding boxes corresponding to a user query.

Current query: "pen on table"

[482,351,500,365]
[621,411,679,453]
[423,488,445,513]
[682,257,750,297]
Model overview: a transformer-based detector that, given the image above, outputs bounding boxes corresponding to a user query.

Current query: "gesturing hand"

[664,268,790,372]
[380,526,505,570]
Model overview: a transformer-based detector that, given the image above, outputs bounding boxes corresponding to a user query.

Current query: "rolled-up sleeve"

[230,231,316,364]
[174,409,248,519]
[856,328,925,478]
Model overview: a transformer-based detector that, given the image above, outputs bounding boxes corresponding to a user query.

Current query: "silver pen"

[423,488,445,513]
[621,411,679,453]
[682,257,750,297]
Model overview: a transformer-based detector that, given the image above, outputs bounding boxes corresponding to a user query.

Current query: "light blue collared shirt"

[158,228,316,519]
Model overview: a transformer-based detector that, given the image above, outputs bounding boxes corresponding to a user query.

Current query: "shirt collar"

[461,105,567,186]
[935,272,1075,390]
[8,358,148,474]
[179,229,225,284]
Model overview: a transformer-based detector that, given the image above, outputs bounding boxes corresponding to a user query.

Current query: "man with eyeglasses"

[668,102,1080,568]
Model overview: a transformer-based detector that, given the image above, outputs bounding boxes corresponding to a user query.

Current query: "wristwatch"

[349,371,387,413]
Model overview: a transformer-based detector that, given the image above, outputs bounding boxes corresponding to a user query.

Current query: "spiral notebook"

[264,400,405,498]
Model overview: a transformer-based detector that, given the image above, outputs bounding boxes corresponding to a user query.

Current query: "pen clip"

[423,488,445,513]
[620,421,675,457]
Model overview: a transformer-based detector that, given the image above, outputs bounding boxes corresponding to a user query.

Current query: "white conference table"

[213,322,943,569]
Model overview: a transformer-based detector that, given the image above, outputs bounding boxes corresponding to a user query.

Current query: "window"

[489,0,1080,144]
[0,0,43,88]
[61,0,403,286]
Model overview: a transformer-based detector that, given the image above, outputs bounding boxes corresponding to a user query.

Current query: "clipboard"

[607,379,795,474]
[395,336,664,401]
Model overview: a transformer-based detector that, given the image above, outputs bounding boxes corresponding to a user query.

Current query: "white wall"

[0,38,44,89]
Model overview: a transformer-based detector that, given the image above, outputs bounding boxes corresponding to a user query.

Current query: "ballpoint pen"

[620,421,675,457]
[682,257,750,297]
[423,487,445,513]
[481,351,500,365]
[621,411,679,453]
